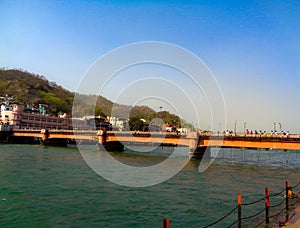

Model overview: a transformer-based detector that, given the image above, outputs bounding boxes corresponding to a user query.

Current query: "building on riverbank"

[0,102,113,131]
[0,103,70,130]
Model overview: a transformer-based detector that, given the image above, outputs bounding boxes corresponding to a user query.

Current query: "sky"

[0,0,300,132]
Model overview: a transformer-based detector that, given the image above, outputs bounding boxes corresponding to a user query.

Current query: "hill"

[0,68,189,127]
[0,68,73,114]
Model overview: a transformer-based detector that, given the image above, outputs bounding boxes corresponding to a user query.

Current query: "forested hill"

[0,69,184,126]
[0,69,74,114]
[0,68,155,117]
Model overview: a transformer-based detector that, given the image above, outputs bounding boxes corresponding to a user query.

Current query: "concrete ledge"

[284,205,300,227]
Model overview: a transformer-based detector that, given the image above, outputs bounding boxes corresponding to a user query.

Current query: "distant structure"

[107,117,128,131]
[0,100,112,131]
[0,98,181,133]
[0,103,69,130]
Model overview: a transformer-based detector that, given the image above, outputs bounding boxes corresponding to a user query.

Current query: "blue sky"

[1,0,300,132]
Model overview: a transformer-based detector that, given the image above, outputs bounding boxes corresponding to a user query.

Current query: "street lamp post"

[234,120,237,136]
[244,121,247,135]
[279,122,282,132]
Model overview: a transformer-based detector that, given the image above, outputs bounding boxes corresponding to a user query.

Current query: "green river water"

[0,144,299,227]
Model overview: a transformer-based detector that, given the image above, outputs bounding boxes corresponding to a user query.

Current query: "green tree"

[95,106,106,117]
[129,117,145,131]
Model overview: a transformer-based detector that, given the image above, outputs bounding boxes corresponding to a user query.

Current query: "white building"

[107,116,127,131]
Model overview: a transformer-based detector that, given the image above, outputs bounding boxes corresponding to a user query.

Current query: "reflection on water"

[211,148,300,168]
[108,145,189,167]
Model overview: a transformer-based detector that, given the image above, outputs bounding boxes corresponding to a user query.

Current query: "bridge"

[106,132,300,150]
[3,129,300,157]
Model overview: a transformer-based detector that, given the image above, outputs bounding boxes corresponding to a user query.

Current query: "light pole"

[159,106,163,112]
[274,122,276,132]
[279,122,282,132]
[244,121,247,134]
[234,120,237,136]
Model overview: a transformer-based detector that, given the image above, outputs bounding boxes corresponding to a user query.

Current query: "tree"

[95,106,106,117]
[128,117,145,131]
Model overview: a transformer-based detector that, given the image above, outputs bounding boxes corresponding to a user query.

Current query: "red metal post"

[238,194,242,228]
[286,180,289,211]
[265,187,270,224]
[163,218,170,228]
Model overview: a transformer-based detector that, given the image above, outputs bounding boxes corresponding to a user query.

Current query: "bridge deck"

[8,130,300,151]
[201,135,300,150]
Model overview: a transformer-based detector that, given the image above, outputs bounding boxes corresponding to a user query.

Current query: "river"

[0,144,299,227]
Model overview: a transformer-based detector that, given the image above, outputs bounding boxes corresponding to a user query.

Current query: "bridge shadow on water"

[107,145,184,167]
[101,145,300,170]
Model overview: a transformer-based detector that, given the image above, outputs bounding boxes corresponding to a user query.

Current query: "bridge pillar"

[189,138,198,152]
[97,129,107,145]
[0,130,12,143]
[40,129,68,146]
[188,131,199,151]
[97,129,124,151]
[41,129,49,144]
[189,146,211,159]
